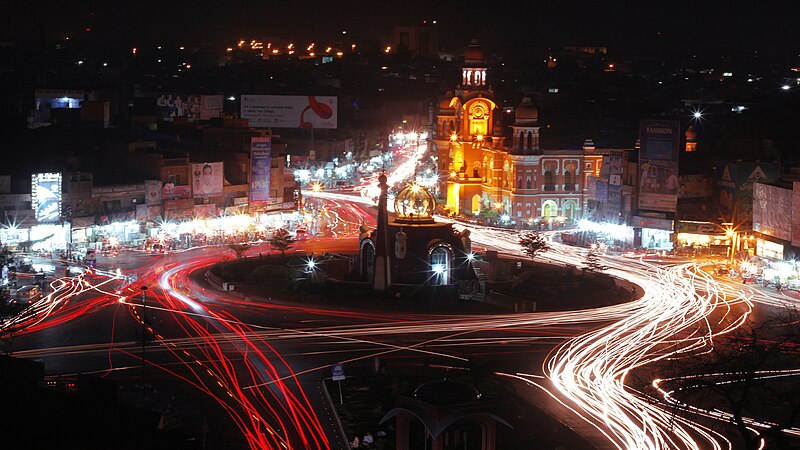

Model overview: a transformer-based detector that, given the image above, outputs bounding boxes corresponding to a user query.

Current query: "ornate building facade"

[433,41,620,224]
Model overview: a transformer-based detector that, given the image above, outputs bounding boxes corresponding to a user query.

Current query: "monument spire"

[373,172,392,292]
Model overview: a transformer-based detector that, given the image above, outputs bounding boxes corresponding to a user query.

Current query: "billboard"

[241,95,338,129]
[31,173,62,223]
[192,162,224,198]
[156,94,224,122]
[145,180,163,205]
[716,161,780,217]
[162,183,192,199]
[249,136,272,203]
[679,175,712,199]
[638,120,680,212]
[753,182,791,242]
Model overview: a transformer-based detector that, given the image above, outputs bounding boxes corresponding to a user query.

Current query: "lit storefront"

[675,221,731,255]
[632,215,673,250]
[755,238,785,261]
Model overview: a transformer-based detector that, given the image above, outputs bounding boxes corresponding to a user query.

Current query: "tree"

[227,242,249,259]
[671,309,800,450]
[478,207,500,221]
[518,231,549,259]
[270,228,294,258]
[583,244,608,272]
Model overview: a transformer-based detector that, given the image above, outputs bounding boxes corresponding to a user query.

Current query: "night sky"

[4,0,800,56]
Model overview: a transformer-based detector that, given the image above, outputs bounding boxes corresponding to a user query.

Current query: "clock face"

[471,103,486,118]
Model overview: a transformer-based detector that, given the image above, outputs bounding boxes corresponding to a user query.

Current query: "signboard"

[241,95,338,129]
[156,94,224,122]
[164,198,195,211]
[162,183,192,199]
[145,180,163,205]
[250,137,272,203]
[331,363,345,381]
[676,221,722,235]
[193,204,218,219]
[32,173,62,223]
[753,182,791,241]
[191,162,224,198]
[638,120,680,212]
[631,215,673,231]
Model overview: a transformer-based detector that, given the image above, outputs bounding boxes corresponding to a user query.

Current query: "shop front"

[755,237,785,261]
[632,215,674,250]
[675,220,731,256]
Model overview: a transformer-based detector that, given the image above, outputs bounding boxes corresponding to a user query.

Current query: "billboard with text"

[241,95,338,128]
[250,137,272,203]
[638,120,680,212]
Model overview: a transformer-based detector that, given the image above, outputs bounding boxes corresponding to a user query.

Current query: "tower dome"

[514,97,538,125]
[394,183,436,224]
[685,125,697,141]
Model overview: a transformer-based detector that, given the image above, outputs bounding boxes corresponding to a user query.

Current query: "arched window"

[564,201,576,219]
[503,161,510,187]
[564,171,573,191]
[471,194,481,215]
[429,245,452,285]
[542,200,558,218]
[544,171,554,190]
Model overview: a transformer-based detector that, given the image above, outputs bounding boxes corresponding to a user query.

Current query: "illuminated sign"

[241,95,338,128]
[31,173,62,223]
[250,137,272,203]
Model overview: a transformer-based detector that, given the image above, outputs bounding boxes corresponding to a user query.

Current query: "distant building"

[393,22,439,58]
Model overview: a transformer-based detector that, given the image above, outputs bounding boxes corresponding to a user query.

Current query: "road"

[2,192,799,449]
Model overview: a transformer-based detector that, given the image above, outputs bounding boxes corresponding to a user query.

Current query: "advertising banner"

[241,95,338,129]
[249,136,272,203]
[595,180,609,203]
[193,204,218,219]
[609,155,623,186]
[793,182,800,247]
[678,174,712,199]
[162,183,192,199]
[31,173,62,223]
[753,182,791,241]
[638,120,680,212]
[191,162,224,198]
[164,198,195,211]
[145,180,163,205]
[156,94,224,122]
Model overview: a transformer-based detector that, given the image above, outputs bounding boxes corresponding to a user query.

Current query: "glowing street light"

[781,84,791,91]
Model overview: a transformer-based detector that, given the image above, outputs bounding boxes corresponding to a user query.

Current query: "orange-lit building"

[433,41,610,224]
